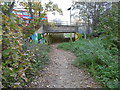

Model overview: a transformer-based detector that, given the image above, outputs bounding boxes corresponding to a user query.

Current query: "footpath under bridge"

[36,24,79,44]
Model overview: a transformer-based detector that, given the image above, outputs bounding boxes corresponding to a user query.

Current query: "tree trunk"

[92,2,97,31]
[28,2,33,22]
[5,1,15,18]
[93,2,101,31]
[87,13,91,39]
[39,11,41,17]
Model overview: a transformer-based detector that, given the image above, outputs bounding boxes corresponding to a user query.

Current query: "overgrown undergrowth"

[23,42,50,86]
[58,38,118,88]
[2,42,50,88]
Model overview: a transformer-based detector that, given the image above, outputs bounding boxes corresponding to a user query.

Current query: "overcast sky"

[41,0,73,25]
[14,0,119,24]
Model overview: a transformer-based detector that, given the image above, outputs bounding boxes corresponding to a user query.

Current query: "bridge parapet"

[43,24,78,33]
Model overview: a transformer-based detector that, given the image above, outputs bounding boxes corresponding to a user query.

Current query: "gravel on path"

[29,44,102,88]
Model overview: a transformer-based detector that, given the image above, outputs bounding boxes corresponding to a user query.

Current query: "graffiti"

[30,33,48,44]
[30,32,84,44]
[12,8,48,26]
[75,33,83,40]
[38,33,47,44]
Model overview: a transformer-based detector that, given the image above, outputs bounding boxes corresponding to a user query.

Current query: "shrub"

[58,38,118,88]
[24,42,50,71]
[2,14,50,88]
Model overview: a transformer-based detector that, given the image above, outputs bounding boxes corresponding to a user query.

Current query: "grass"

[58,37,119,88]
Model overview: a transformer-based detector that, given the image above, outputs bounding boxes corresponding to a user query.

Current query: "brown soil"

[29,44,102,88]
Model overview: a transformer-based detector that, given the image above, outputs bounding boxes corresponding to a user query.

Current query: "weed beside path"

[29,44,102,88]
[58,38,119,88]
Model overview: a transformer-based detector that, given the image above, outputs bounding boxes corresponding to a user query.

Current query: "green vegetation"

[2,12,50,88]
[1,0,63,88]
[58,3,119,89]
[2,15,30,88]
[2,14,50,88]
[2,3,47,88]
[1,1,119,88]
[23,42,50,86]
[58,38,118,88]
[23,42,50,71]
[2,37,50,88]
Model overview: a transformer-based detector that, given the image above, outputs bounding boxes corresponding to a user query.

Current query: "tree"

[71,1,112,38]
[1,0,15,17]
[44,0,62,15]
[28,2,33,20]
[20,0,62,23]
[96,2,119,41]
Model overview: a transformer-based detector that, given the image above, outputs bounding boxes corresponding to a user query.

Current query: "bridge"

[36,24,78,33]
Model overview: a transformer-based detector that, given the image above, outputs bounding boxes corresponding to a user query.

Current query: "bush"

[58,38,119,88]
[22,42,50,86]
[24,42,50,71]
[2,14,50,88]
[2,41,50,88]
[2,15,32,88]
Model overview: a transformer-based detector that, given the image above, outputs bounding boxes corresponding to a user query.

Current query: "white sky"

[14,0,72,24]
[41,0,73,25]
[14,0,119,25]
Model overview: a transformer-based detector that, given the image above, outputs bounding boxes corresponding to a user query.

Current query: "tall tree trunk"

[92,2,97,31]
[87,13,91,38]
[39,11,41,17]
[93,2,101,31]
[8,2,15,17]
[28,2,33,22]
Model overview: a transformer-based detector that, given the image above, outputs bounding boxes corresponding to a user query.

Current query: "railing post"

[76,22,78,32]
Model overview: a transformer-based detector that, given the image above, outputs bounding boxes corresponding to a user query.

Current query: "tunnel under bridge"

[36,24,80,44]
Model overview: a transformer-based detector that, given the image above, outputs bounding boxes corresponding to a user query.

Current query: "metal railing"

[48,20,69,25]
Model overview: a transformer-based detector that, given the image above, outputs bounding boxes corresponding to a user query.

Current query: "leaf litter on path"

[29,44,102,88]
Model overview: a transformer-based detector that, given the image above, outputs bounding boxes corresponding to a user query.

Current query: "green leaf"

[3,49,11,55]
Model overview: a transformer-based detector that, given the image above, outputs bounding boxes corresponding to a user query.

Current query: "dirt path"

[29,44,102,88]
